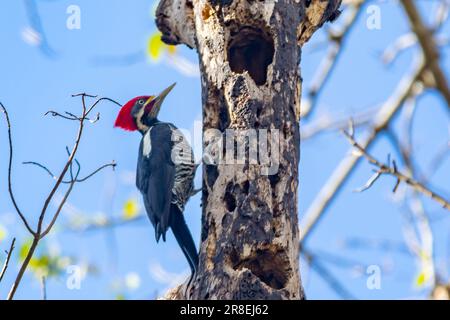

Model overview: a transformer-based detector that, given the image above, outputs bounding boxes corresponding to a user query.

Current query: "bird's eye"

[138,99,145,105]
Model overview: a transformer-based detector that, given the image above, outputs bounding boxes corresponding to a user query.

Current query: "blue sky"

[0,0,449,299]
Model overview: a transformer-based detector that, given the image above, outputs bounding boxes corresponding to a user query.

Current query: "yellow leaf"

[29,255,50,277]
[147,32,164,61]
[415,272,426,287]
[29,257,40,269]
[123,199,139,220]
[0,224,7,242]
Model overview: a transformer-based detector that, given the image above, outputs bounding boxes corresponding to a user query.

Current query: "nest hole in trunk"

[227,27,274,86]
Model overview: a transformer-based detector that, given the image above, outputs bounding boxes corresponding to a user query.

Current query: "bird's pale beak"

[145,83,176,118]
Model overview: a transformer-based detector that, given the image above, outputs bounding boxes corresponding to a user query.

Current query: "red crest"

[114,96,149,131]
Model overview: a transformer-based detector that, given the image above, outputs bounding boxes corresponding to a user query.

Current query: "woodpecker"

[114,83,199,278]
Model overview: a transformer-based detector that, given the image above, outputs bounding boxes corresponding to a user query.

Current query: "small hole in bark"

[224,182,237,212]
[219,103,230,130]
[201,212,211,241]
[268,173,280,190]
[228,27,274,86]
[269,174,281,216]
[242,181,250,194]
[231,248,290,289]
[222,213,232,228]
[206,165,219,189]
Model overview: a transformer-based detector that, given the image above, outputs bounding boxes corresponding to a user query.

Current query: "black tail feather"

[169,206,199,274]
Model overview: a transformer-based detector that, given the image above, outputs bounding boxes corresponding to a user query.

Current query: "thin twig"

[353,171,381,193]
[302,247,356,299]
[64,214,146,233]
[300,58,426,244]
[45,110,78,120]
[1,103,36,235]
[6,107,85,299]
[302,0,365,119]
[400,0,450,109]
[343,130,450,210]
[6,93,118,299]
[23,161,116,184]
[41,276,47,300]
[0,238,16,283]
[86,97,122,116]
[301,107,376,141]
[341,237,410,254]
[71,93,97,98]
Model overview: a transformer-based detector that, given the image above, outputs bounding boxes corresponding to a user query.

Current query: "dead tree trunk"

[156,0,341,299]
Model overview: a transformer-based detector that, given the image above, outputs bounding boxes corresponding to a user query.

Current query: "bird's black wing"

[136,123,175,242]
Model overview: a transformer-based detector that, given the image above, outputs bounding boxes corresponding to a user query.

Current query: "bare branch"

[45,109,102,123]
[343,130,450,210]
[0,238,16,283]
[76,161,116,182]
[41,276,47,300]
[45,110,79,121]
[341,237,410,254]
[1,103,36,236]
[302,247,356,299]
[300,58,426,244]
[71,92,97,98]
[86,97,122,116]
[404,194,436,287]
[301,107,376,141]
[302,0,365,118]
[6,93,118,299]
[400,0,450,109]
[64,214,146,233]
[40,176,76,239]
[353,171,381,193]
[382,33,417,65]
[23,160,116,184]
[6,102,86,299]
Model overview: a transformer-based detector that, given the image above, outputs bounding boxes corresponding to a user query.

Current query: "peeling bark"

[156,0,341,300]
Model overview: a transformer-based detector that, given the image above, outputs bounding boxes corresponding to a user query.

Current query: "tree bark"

[156,0,341,300]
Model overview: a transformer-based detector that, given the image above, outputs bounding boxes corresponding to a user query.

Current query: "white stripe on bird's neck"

[135,106,149,132]
[142,127,153,158]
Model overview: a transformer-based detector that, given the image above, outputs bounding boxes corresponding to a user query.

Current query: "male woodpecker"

[114,83,199,277]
